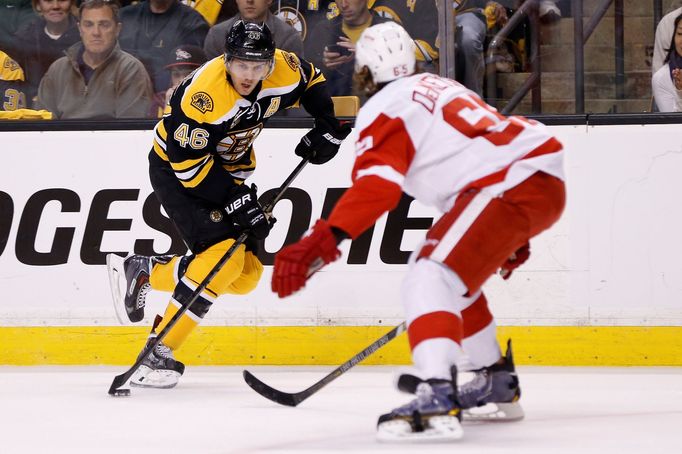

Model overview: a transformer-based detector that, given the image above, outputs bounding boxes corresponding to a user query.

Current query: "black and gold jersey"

[0,50,27,111]
[151,49,328,206]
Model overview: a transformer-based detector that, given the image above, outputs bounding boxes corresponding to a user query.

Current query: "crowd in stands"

[0,0,569,119]
[652,4,682,112]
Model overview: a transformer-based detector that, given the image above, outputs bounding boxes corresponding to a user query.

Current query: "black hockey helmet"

[224,20,276,62]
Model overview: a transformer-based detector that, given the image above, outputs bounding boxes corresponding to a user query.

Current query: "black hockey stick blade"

[108,372,130,395]
[243,322,407,407]
[243,370,301,407]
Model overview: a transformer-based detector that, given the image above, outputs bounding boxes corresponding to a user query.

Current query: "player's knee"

[225,252,264,295]
[187,239,246,296]
[174,279,213,319]
[404,259,466,294]
[402,259,472,320]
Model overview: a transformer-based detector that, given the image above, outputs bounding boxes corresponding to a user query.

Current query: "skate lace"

[458,370,492,408]
[137,283,151,310]
[415,382,436,404]
[154,342,174,360]
[395,382,450,415]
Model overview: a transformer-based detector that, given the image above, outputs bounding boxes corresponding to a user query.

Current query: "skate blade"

[376,416,463,443]
[463,402,525,422]
[130,366,180,389]
[106,253,133,326]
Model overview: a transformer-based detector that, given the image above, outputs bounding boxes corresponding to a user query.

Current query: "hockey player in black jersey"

[106,20,350,389]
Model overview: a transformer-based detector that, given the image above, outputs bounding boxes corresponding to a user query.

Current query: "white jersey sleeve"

[351,73,564,212]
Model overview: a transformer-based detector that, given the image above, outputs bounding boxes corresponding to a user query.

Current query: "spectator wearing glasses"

[37,0,153,118]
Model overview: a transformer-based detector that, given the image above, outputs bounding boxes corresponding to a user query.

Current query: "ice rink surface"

[1,366,680,454]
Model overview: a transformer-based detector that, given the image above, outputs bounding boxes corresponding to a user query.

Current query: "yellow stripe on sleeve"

[153,141,169,160]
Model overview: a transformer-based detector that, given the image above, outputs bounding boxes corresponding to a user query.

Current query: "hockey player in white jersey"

[271,22,566,442]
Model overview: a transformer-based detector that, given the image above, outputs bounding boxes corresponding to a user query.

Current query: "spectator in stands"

[306,0,391,97]
[653,5,682,75]
[203,0,304,58]
[37,0,153,119]
[14,0,80,105]
[118,0,208,108]
[0,50,28,111]
[269,0,334,46]
[453,1,489,96]
[185,0,223,26]
[0,0,34,56]
[652,13,682,112]
[162,44,206,106]
[371,0,439,72]
[537,0,561,23]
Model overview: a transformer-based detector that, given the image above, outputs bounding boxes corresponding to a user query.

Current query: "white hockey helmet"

[354,22,416,84]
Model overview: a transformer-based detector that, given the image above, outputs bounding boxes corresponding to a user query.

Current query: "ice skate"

[130,335,185,389]
[107,254,174,324]
[107,253,151,324]
[457,339,523,422]
[396,340,524,422]
[377,366,463,442]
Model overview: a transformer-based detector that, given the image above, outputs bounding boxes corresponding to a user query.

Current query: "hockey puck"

[111,389,131,397]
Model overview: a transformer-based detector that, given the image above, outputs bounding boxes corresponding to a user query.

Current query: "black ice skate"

[130,334,185,389]
[376,366,463,442]
[396,339,524,422]
[107,253,173,324]
[457,339,524,421]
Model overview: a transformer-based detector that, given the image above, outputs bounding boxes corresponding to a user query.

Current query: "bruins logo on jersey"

[282,51,300,72]
[191,92,214,113]
[216,124,263,162]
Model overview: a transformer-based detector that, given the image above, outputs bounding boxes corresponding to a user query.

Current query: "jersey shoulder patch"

[279,50,300,72]
[190,92,214,113]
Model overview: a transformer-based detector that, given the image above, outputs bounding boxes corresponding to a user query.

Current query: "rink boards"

[1,125,681,365]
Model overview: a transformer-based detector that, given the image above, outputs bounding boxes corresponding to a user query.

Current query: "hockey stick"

[243,321,407,406]
[108,157,310,396]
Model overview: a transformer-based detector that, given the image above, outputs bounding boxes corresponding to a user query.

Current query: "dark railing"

[488,0,638,115]
[485,0,540,112]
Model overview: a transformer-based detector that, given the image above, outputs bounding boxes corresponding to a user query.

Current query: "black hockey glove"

[225,184,274,240]
[295,117,351,164]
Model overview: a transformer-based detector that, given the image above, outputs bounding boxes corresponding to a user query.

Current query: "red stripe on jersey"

[462,293,493,338]
[327,175,402,239]
[352,113,416,182]
[463,136,563,191]
[408,311,463,350]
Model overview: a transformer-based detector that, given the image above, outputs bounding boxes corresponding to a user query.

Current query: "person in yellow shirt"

[0,50,27,112]
[305,0,392,96]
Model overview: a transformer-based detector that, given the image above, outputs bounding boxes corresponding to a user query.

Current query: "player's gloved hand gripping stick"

[108,157,310,396]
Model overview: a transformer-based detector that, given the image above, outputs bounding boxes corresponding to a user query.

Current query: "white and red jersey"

[328,73,564,239]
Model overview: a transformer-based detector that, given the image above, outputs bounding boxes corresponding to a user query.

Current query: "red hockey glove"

[272,220,341,298]
[499,243,530,280]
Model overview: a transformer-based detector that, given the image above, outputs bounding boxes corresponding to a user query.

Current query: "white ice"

[1,366,680,453]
